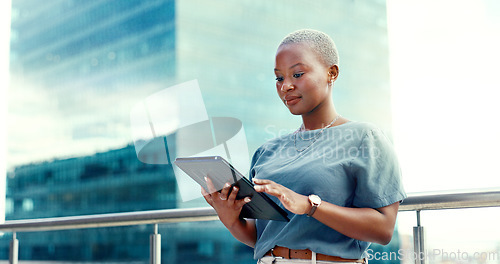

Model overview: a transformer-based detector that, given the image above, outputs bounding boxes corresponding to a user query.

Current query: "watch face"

[310,195,321,205]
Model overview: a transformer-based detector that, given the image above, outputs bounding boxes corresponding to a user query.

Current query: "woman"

[202,29,406,264]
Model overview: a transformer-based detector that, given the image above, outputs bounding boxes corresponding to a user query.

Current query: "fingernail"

[244,197,251,203]
[224,183,231,188]
[204,176,208,181]
[233,186,238,191]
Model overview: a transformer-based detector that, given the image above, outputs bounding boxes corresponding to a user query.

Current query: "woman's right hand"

[201,177,251,229]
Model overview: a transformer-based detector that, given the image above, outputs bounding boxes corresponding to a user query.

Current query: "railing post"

[150,223,161,264]
[9,232,18,264]
[413,210,425,264]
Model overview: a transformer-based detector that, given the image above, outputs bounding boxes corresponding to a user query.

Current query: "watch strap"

[307,195,321,217]
[307,205,318,217]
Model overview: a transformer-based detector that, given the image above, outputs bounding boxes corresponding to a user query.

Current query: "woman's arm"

[253,178,399,245]
[314,201,399,245]
[202,177,257,247]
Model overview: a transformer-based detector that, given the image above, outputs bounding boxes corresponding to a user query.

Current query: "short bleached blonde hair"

[279,29,339,67]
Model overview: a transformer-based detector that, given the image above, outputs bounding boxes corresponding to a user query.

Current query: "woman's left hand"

[253,179,310,215]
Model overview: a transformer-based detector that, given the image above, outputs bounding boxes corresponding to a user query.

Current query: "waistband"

[265,246,365,263]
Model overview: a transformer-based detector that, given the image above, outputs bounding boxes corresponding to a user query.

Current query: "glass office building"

[2,144,249,262]
[2,0,399,263]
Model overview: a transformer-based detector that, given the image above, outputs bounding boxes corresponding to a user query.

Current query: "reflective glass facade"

[2,0,398,263]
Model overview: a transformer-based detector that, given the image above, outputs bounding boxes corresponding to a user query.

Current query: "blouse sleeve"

[248,145,265,181]
[350,127,406,209]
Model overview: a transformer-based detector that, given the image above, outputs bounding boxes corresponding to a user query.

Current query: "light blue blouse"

[249,121,406,260]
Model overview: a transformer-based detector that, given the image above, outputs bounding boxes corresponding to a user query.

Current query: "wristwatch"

[307,194,322,217]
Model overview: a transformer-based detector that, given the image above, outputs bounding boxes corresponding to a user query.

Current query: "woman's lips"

[284,95,301,106]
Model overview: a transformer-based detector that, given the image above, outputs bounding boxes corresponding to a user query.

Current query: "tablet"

[174,156,289,222]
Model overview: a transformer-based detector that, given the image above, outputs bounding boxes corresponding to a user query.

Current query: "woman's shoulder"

[250,132,292,168]
[256,131,293,151]
[330,120,382,137]
[338,121,396,152]
[338,120,379,131]
[328,121,392,147]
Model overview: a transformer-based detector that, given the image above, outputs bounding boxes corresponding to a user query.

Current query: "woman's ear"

[329,65,339,81]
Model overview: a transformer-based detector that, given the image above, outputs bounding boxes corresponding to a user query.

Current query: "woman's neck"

[301,104,339,131]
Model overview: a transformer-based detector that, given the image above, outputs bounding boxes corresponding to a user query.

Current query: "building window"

[22,198,34,212]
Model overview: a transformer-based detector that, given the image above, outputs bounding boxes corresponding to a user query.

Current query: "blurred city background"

[1,0,499,263]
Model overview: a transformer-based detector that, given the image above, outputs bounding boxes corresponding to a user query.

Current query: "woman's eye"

[276,76,284,82]
[293,73,304,78]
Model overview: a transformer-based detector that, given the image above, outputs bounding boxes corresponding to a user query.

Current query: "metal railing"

[1,187,500,264]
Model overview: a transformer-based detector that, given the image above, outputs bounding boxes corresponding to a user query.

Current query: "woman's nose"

[280,80,294,92]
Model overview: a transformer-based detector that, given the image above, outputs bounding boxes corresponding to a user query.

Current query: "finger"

[254,182,279,193]
[253,178,274,185]
[267,186,286,197]
[235,197,252,210]
[219,183,231,201]
[205,176,218,194]
[201,186,209,197]
[227,186,239,203]
[201,187,213,205]
[254,184,266,193]
[256,184,282,197]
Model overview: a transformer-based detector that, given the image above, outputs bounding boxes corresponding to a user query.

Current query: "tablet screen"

[174,156,289,221]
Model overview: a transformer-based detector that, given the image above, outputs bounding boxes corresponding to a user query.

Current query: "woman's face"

[274,43,336,116]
